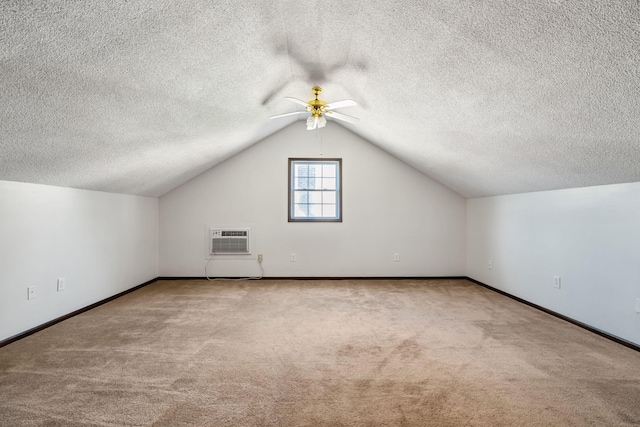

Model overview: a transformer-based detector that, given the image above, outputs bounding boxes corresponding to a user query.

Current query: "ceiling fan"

[269,86,359,130]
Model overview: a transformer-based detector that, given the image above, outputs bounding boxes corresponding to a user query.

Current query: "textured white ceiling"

[1,1,639,198]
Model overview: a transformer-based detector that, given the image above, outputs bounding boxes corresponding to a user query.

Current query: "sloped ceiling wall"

[1,1,639,198]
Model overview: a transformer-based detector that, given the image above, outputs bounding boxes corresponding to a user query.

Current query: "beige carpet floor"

[1,279,640,426]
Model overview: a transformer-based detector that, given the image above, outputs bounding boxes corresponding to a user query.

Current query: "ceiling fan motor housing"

[308,86,326,117]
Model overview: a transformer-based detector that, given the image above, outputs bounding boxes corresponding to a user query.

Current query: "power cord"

[205,254,264,281]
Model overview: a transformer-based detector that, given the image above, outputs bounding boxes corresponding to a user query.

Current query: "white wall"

[467,182,640,345]
[0,180,158,342]
[159,123,466,277]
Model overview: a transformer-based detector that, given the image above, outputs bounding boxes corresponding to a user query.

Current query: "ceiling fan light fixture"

[306,115,315,130]
[318,115,327,128]
[306,114,326,130]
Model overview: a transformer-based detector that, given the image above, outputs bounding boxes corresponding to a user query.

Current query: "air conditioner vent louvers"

[212,238,249,254]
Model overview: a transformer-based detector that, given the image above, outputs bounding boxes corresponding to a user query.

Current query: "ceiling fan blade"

[269,111,306,119]
[325,110,360,124]
[284,97,310,108]
[324,99,357,110]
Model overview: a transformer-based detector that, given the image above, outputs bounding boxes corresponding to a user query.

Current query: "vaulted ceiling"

[1,1,639,198]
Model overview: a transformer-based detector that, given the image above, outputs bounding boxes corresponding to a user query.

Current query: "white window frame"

[288,158,342,222]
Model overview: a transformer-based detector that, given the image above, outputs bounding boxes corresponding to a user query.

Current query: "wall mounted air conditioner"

[210,228,251,255]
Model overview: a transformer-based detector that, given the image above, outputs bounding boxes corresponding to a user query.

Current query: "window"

[288,158,342,222]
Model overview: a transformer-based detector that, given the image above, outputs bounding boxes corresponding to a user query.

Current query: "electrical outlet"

[290,253,296,262]
[553,276,561,289]
[27,286,37,300]
[394,253,400,262]
[635,298,640,313]
[257,254,263,263]
[57,277,66,292]
[488,260,493,270]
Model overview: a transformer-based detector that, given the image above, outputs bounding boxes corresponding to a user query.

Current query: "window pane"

[306,177,321,189]
[322,164,336,177]
[295,164,309,177]
[323,178,336,190]
[309,204,323,217]
[322,191,336,204]
[294,204,308,217]
[309,192,322,203]
[307,164,320,178]
[322,205,336,217]
[294,191,308,203]
[295,177,309,189]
